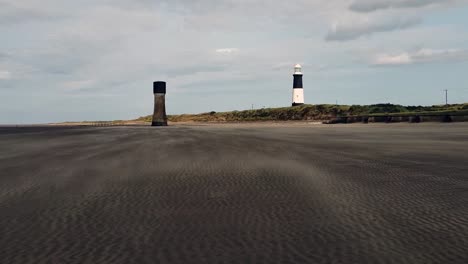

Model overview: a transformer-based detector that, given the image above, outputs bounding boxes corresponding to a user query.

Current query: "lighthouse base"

[292,103,304,107]
[152,121,168,126]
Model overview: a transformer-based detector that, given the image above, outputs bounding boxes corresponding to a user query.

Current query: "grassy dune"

[136,103,468,123]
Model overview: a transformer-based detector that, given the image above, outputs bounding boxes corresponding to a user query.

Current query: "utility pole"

[444,89,448,105]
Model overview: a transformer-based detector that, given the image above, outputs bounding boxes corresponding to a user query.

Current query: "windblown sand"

[1,123,467,263]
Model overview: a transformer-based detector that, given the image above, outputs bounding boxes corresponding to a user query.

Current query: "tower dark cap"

[153,81,166,94]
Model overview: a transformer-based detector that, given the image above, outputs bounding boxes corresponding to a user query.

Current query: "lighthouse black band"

[293,75,303,89]
[154,81,166,94]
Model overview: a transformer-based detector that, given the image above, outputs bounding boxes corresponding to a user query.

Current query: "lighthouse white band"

[292,88,304,105]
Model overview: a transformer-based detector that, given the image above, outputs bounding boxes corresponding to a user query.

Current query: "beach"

[1,123,467,263]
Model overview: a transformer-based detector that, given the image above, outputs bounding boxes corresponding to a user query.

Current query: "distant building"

[292,64,304,106]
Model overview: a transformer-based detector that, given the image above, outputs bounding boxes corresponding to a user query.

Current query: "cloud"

[0,70,12,80]
[61,80,96,91]
[1,0,468,123]
[349,0,449,13]
[374,53,413,65]
[373,48,468,65]
[0,2,45,24]
[166,64,227,77]
[0,0,69,25]
[215,48,239,54]
[326,16,421,41]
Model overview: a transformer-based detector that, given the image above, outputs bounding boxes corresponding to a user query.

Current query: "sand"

[1,123,468,263]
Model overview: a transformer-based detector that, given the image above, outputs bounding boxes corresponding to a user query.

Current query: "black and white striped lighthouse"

[152,81,168,126]
[292,64,304,106]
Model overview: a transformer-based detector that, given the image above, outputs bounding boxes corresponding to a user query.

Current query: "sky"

[1,0,468,124]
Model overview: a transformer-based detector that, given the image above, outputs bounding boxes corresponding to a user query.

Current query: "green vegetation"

[135,103,468,123]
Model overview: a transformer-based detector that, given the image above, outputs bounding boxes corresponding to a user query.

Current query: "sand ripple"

[1,124,468,263]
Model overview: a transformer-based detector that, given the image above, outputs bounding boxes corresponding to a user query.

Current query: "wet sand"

[1,123,468,263]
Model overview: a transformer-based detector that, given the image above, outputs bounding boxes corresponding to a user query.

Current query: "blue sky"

[1,0,468,124]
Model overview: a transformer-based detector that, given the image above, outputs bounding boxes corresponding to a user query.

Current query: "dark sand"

[1,123,468,264]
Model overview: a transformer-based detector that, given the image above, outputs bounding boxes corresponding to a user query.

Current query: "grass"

[135,103,468,123]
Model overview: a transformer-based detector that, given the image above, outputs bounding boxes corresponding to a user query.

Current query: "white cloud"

[374,53,413,65]
[349,0,449,12]
[373,48,468,65]
[215,48,239,54]
[0,70,12,80]
[326,16,421,41]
